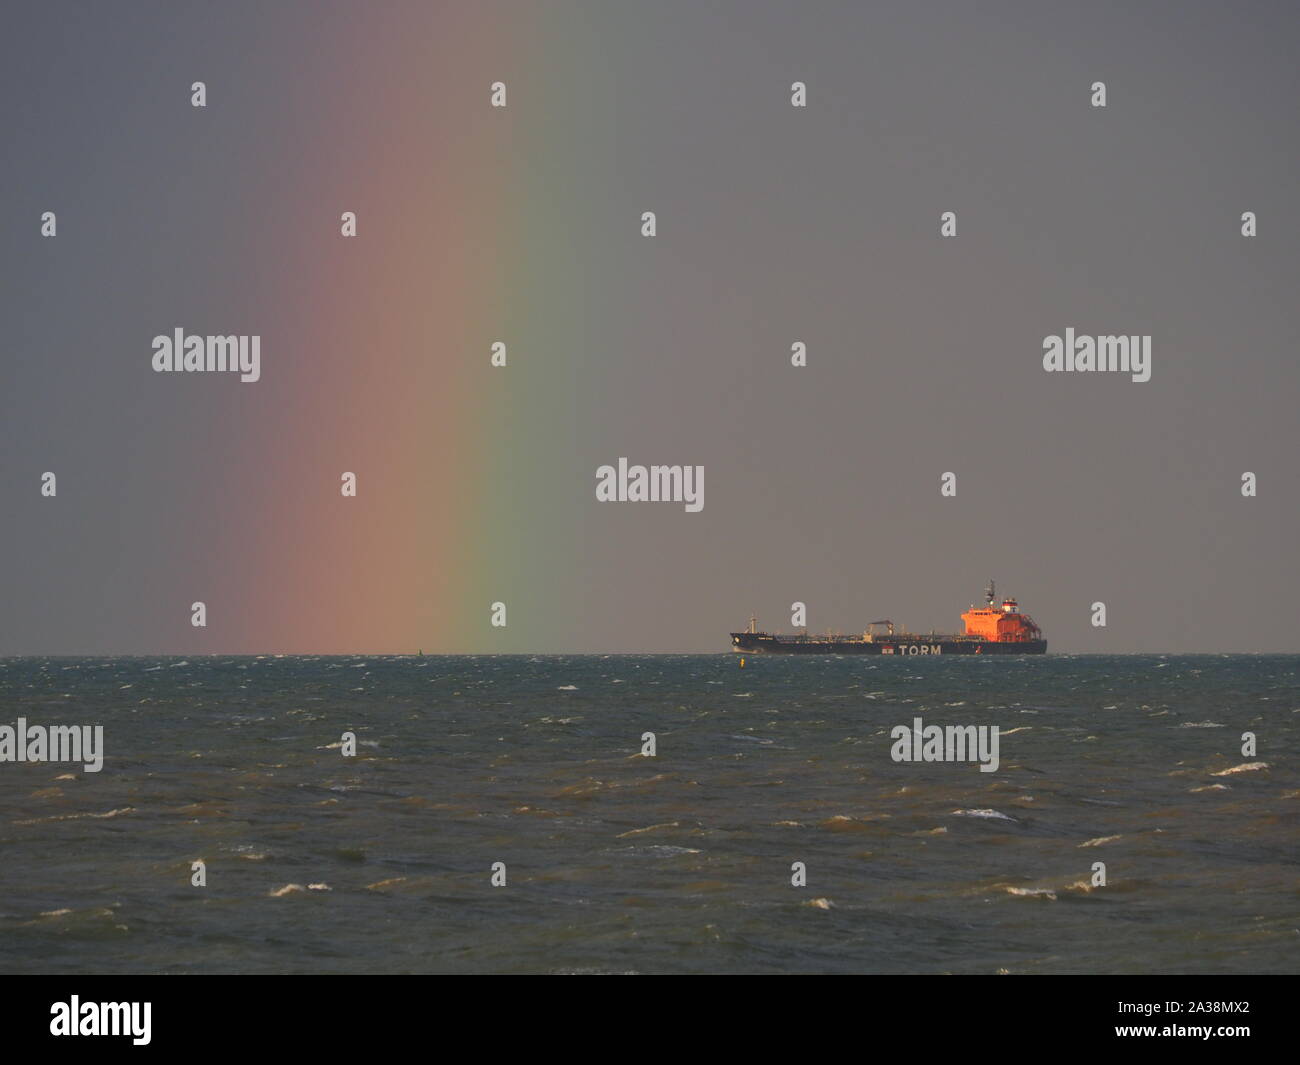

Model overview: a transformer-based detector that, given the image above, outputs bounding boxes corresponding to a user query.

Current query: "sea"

[1,654,1296,975]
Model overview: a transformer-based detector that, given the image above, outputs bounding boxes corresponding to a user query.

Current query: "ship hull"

[730,633,1046,655]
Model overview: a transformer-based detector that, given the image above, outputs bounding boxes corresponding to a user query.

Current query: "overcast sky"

[3,2,1298,654]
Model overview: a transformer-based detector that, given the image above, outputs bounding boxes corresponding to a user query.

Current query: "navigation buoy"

[739,657,746,668]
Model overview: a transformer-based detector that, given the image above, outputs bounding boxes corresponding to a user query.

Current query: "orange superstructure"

[960,581,1043,643]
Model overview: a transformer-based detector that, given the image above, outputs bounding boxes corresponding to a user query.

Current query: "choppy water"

[0,654,1296,974]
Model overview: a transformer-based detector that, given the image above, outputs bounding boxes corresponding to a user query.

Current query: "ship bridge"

[960,581,1042,643]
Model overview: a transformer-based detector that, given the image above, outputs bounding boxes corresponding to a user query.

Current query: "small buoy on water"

[739,657,746,668]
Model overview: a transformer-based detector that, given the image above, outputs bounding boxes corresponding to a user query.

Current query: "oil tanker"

[730,582,1046,655]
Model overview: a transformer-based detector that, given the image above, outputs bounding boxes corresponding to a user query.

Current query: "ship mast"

[985,579,996,607]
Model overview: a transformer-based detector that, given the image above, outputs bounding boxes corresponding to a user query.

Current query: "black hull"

[730,633,1046,656]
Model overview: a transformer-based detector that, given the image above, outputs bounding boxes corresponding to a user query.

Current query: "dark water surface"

[1,654,1296,974]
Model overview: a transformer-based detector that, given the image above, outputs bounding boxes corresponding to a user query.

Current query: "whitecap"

[951,808,1018,823]
[1005,886,1056,899]
[1212,762,1269,776]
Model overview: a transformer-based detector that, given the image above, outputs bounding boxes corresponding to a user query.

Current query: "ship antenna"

[986,579,995,606]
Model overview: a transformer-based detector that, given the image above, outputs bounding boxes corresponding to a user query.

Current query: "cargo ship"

[730,582,1046,655]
